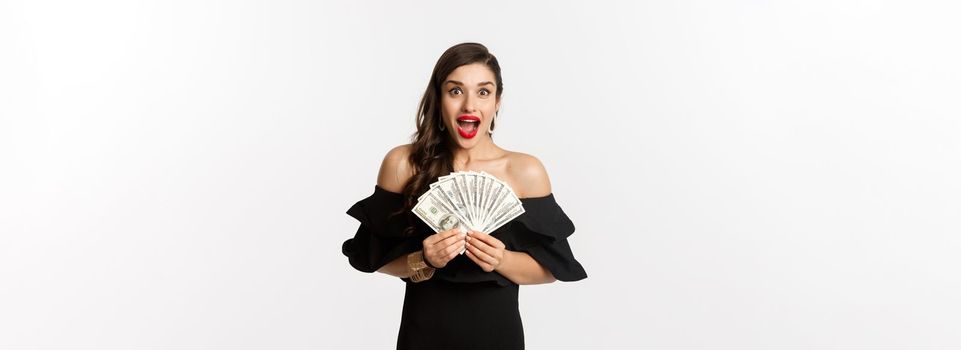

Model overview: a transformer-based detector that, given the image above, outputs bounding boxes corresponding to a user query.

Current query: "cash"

[412,171,526,236]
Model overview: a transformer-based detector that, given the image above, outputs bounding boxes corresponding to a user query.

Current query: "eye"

[479,89,490,96]
[448,87,462,95]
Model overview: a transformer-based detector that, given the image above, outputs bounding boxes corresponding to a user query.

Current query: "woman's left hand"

[464,230,508,272]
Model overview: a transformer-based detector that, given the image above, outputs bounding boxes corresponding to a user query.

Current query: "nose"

[462,94,477,113]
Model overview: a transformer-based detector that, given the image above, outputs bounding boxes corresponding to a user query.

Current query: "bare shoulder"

[506,151,552,198]
[377,144,414,193]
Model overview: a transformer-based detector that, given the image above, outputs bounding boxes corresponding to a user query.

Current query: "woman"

[342,42,587,350]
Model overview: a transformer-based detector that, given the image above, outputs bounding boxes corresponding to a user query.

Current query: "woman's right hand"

[422,228,467,268]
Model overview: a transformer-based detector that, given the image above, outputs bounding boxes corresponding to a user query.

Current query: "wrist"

[407,250,435,282]
[423,250,440,269]
[494,249,514,272]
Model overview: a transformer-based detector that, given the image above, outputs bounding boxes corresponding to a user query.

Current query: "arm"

[497,250,557,284]
[376,144,414,193]
[465,231,557,285]
[377,253,414,278]
[372,145,415,277]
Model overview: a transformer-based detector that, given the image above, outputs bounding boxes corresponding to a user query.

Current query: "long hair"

[398,43,504,234]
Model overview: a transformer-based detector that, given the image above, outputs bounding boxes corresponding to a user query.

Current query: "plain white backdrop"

[2,0,960,349]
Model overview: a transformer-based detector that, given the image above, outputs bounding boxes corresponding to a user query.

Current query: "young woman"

[342,42,587,350]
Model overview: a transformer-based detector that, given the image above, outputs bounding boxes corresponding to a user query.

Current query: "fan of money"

[412,171,525,235]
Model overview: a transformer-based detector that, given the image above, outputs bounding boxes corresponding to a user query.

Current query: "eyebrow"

[444,80,494,87]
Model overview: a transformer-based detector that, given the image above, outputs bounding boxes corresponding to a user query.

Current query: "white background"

[2,1,960,349]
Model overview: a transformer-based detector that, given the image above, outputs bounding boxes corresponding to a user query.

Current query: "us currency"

[484,195,525,233]
[483,184,508,228]
[434,177,473,227]
[480,174,494,225]
[412,191,467,233]
[414,171,526,236]
[466,172,479,226]
[430,190,470,231]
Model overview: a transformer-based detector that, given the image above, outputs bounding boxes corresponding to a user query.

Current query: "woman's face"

[440,63,500,149]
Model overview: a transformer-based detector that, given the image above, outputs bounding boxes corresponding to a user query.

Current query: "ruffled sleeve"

[342,186,424,273]
[342,186,587,285]
[511,194,588,282]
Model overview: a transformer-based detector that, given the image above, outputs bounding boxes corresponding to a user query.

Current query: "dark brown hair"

[399,42,504,234]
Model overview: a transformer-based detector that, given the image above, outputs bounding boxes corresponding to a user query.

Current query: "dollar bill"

[413,171,525,235]
[413,191,467,233]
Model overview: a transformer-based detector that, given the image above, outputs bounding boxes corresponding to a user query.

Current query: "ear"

[495,97,501,115]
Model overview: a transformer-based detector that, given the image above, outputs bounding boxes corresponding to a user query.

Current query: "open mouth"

[456,115,480,139]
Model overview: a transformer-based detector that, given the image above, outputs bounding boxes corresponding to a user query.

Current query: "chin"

[453,137,479,149]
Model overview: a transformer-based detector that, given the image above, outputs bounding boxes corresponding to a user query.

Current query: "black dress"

[342,185,587,350]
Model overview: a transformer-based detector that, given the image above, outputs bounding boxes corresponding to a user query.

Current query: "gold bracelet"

[407,250,435,283]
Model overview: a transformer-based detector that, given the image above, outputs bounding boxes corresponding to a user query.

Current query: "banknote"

[412,171,525,235]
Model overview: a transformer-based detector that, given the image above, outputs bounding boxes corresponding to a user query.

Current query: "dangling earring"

[439,122,446,131]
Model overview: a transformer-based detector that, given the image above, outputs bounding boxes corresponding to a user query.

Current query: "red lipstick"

[456,115,480,139]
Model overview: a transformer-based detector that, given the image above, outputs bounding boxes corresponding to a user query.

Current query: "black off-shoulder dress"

[342,186,587,350]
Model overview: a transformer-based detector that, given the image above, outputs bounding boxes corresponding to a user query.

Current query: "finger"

[465,249,492,271]
[426,240,455,261]
[425,232,458,256]
[467,230,505,249]
[446,242,464,260]
[432,250,457,267]
[466,241,499,266]
[436,230,467,248]
[425,236,463,260]
[425,228,461,245]
[434,240,466,265]
[442,239,465,256]
[426,241,463,267]
[466,234,499,257]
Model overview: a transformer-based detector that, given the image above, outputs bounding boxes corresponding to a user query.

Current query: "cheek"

[482,99,497,111]
[441,97,459,114]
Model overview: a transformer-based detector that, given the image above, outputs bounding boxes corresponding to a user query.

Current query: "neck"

[451,135,500,168]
